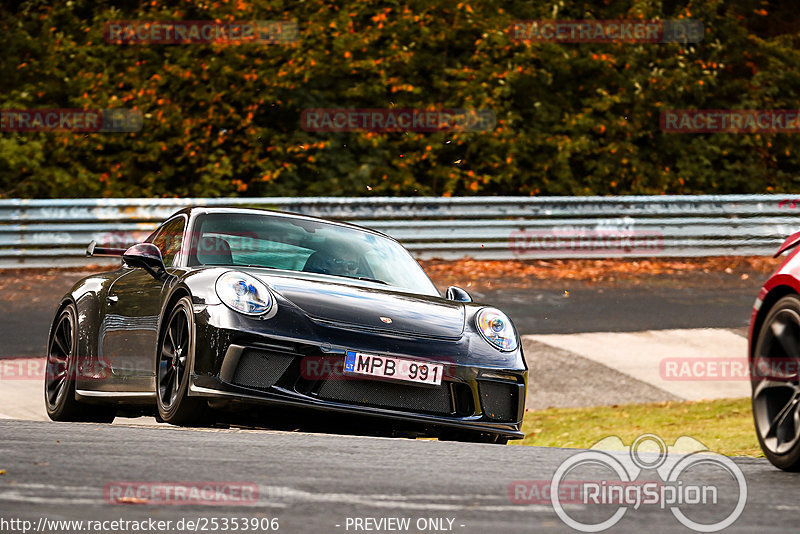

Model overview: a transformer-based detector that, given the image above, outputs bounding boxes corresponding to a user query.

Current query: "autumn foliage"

[1,0,799,198]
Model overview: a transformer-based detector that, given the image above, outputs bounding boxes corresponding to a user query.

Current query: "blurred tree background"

[0,0,799,198]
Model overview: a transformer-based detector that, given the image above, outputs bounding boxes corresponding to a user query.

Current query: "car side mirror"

[446,286,472,303]
[123,243,168,280]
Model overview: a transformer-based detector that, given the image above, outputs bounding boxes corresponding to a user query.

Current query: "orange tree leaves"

[1,0,800,198]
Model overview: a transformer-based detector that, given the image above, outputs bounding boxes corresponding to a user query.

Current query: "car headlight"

[475,308,518,351]
[215,271,273,316]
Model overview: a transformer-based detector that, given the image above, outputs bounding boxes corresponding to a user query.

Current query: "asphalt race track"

[1,420,798,534]
[1,268,797,532]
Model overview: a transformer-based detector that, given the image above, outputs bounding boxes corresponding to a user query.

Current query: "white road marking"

[0,483,560,513]
[256,486,560,513]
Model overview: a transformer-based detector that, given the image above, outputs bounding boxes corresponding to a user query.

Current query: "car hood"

[246,270,465,340]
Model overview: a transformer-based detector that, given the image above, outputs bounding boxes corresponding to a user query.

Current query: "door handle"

[107,295,119,304]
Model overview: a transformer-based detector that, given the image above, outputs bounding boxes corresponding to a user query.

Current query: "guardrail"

[1,195,799,267]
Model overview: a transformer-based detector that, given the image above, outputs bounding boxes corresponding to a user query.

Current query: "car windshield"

[188,212,439,296]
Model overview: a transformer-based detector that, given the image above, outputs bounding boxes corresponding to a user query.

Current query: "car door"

[96,216,186,392]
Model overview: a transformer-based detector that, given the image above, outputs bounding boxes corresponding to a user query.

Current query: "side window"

[147,217,186,267]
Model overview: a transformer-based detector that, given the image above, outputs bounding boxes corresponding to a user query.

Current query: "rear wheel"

[44,304,115,423]
[156,296,207,425]
[752,295,800,470]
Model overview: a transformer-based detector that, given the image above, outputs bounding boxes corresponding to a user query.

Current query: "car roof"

[168,206,398,243]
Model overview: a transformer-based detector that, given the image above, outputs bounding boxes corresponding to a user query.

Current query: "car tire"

[752,294,800,470]
[44,303,116,423]
[156,296,208,426]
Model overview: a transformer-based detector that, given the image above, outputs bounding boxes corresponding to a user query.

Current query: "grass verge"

[512,397,762,457]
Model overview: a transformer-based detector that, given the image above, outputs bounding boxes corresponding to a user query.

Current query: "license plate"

[343,351,443,385]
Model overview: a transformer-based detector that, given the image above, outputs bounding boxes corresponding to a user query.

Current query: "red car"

[750,230,800,470]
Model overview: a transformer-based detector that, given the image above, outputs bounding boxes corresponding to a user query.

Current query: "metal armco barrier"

[1,195,799,267]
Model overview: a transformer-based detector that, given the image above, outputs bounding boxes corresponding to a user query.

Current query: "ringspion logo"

[510,480,663,505]
[513,434,747,532]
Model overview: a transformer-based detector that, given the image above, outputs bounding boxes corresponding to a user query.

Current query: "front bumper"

[189,305,527,439]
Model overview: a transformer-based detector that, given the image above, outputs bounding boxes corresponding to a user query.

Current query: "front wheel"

[752,294,800,470]
[44,303,115,423]
[156,296,207,425]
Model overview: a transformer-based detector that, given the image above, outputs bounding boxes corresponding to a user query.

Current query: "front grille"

[316,378,453,415]
[232,349,295,390]
[479,381,519,422]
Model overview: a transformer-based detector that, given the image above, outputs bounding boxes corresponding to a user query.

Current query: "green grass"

[512,397,763,457]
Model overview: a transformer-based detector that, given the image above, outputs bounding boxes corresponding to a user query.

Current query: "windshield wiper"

[355,276,388,285]
[237,266,389,285]
[239,264,278,269]
[320,273,389,285]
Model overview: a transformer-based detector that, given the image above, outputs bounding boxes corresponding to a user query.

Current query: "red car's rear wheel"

[752,295,800,470]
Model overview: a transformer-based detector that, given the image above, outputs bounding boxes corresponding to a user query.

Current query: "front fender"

[749,248,800,358]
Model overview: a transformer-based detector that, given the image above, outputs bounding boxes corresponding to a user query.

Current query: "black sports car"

[45,207,527,443]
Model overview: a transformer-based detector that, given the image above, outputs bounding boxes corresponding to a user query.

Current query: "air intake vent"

[232,349,295,390]
[316,379,452,415]
[479,381,519,422]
